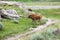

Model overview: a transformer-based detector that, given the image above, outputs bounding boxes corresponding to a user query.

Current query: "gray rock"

[5,9,20,18]
[0,9,20,19]
[0,8,8,19]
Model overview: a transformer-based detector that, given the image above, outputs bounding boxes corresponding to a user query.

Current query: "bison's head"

[28,15,32,18]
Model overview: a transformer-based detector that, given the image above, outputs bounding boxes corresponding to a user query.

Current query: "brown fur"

[28,14,42,21]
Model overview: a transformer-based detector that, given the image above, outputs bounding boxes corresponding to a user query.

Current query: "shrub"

[40,18,48,25]
[42,28,59,40]
[29,28,59,40]
[29,33,44,40]
[0,22,3,30]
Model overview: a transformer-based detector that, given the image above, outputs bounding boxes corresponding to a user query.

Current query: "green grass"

[25,2,60,6]
[0,4,37,40]
[7,0,60,2]
[17,6,60,40]
[33,9,60,19]
[0,18,32,39]
[0,3,60,40]
[19,22,60,40]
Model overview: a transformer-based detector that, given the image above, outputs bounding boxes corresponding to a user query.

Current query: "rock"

[5,9,20,18]
[0,9,20,20]
[52,28,60,35]
[0,8,8,19]
[0,9,8,19]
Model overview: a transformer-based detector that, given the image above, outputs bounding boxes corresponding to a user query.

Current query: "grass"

[0,4,37,40]
[25,2,60,6]
[17,6,60,40]
[33,9,60,19]
[7,0,60,2]
[19,22,60,40]
[0,18,32,39]
[0,3,60,40]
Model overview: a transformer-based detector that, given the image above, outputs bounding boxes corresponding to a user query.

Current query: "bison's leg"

[36,19,41,25]
[38,19,41,22]
[32,20,39,25]
[32,19,37,25]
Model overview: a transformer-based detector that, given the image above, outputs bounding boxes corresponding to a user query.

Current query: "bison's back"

[28,14,42,21]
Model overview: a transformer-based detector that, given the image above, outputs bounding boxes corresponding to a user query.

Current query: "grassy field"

[7,0,60,2]
[17,7,60,40]
[33,9,60,19]
[25,2,60,6]
[0,4,37,40]
[19,22,60,40]
[0,3,60,40]
[18,5,60,40]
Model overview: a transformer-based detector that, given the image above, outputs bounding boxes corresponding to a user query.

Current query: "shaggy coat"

[28,14,42,21]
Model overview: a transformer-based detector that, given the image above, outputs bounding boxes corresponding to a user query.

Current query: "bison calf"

[28,14,42,21]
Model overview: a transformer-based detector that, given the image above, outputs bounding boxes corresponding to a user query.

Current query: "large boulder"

[4,9,20,18]
[0,9,20,19]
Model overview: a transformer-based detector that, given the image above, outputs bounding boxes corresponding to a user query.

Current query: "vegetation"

[17,3,60,40]
[33,9,60,19]
[0,2,60,40]
[25,2,60,6]
[29,27,60,40]
[19,22,60,40]
[0,22,3,30]
[0,4,36,40]
[29,33,44,40]
[0,3,47,40]
[3,0,60,2]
